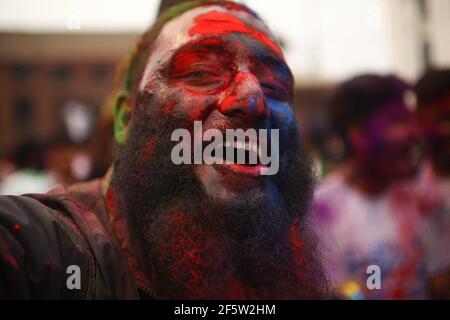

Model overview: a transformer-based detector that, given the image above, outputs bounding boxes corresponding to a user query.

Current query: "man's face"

[352,101,423,181]
[137,6,296,201]
[111,5,324,299]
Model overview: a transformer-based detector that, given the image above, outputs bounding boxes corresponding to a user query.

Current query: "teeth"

[231,141,259,153]
[205,140,266,164]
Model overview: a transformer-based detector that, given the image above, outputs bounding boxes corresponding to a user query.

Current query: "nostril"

[227,109,247,118]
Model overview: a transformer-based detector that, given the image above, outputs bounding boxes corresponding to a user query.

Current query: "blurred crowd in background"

[0,0,449,299]
[311,70,450,299]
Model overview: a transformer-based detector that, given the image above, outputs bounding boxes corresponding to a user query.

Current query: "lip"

[203,156,267,176]
[226,163,266,176]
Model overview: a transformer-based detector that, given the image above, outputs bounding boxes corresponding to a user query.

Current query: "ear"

[113,91,132,145]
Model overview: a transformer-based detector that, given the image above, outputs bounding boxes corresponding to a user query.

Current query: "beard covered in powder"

[112,93,328,299]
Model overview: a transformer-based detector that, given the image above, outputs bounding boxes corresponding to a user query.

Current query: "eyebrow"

[169,36,293,83]
[171,37,228,61]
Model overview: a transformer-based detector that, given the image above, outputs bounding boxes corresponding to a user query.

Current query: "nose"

[218,71,270,120]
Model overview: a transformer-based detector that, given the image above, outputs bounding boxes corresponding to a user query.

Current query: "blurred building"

[0,33,139,154]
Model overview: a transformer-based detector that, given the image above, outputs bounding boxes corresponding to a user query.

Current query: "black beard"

[112,96,328,299]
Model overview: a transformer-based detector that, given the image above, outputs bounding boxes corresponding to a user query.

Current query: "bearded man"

[0,0,327,299]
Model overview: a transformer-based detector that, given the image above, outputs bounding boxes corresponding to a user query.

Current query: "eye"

[178,69,223,87]
[186,70,218,80]
[262,83,289,101]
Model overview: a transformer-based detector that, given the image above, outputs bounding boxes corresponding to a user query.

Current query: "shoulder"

[0,188,97,299]
[46,179,139,298]
[0,179,140,299]
[41,179,137,298]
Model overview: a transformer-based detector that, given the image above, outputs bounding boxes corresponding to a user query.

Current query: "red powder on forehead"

[188,10,282,57]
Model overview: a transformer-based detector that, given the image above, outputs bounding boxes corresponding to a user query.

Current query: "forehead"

[158,5,277,53]
[139,5,282,90]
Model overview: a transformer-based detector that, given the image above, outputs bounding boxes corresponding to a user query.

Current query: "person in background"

[0,140,57,195]
[312,74,426,299]
[415,69,450,299]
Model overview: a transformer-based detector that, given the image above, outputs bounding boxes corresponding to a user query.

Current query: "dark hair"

[415,69,450,108]
[329,74,410,149]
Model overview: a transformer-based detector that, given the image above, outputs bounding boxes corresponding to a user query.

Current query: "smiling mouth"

[203,141,270,176]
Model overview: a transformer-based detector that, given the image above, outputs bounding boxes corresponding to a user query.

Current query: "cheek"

[271,101,296,125]
[383,123,419,149]
[353,128,379,157]
[172,90,218,121]
[269,101,298,139]
[146,84,218,122]
[367,118,392,147]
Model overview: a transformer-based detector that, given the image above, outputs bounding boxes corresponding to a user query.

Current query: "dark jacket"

[0,179,141,299]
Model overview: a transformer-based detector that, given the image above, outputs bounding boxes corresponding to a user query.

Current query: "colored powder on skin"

[188,11,282,57]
